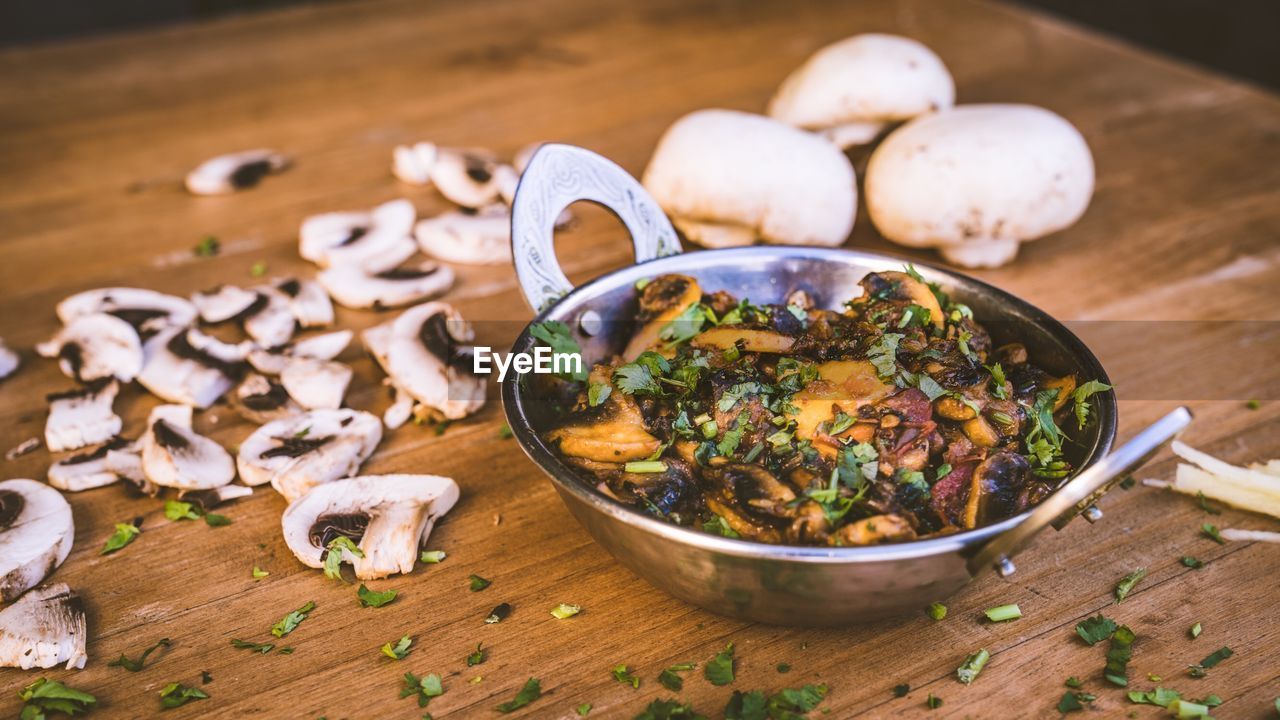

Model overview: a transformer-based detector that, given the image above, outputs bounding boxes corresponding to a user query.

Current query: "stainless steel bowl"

[501,144,1189,625]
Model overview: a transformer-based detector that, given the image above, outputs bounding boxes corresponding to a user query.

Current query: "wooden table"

[2,0,1278,717]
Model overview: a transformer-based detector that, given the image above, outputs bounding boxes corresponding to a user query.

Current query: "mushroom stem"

[938,237,1022,269]
[821,121,886,148]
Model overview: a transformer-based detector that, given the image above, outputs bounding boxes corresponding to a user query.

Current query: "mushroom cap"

[768,34,954,143]
[47,438,134,492]
[243,286,298,349]
[317,262,454,310]
[865,104,1094,268]
[57,287,197,331]
[36,313,143,383]
[387,302,487,420]
[185,148,288,195]
[44,379,122,453]
[0,583,87,669]
[276,278,334,328]
[137,325,239,408]
[298,199,418,273]
[236,409,382,500]
[392,142,438,186]
[415,205,512,265]
[247,329,353,375]
[430,148,507,208]
[0,479,74,603]
[140,404,236,490]
[281,474,459,579]
[642,109,856,247]
[191,284,260,324]
[279,357,352,410]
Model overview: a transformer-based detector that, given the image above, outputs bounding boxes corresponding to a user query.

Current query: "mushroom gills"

[0,479,75,603]
[298,198,417,273]
[138,325,241,408]
[36,313,143,383]
[44,379,122,452]
[247,329,353,376]
[318,261,455,310]
[0,583,87,669]
[276,278,334,328]
[236,409,382,500]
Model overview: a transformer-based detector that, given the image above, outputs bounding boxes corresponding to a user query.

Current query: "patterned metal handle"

[511,144,682,312]
[967,406,1193,578]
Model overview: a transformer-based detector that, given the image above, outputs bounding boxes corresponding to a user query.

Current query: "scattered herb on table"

[1181,556,1204,569]
[485,603,511,624]
[108,638,171,671]
[1118,474,1136,490]
[19,678,96,718]
[1188,647,1233,678]
[1127,687,1184,707]
[469,574,492,591]
[1195,491,1221,515]
[926,693,943,709]
[1104,626,1136,686]
[956,649,990,685]
[551,603,581,619]
[1246,399,1260,410]
[612,664,641,689]
[985,604,1022,622]
[252,566,269,579]
[1076,615,1118,645]
[1065,677,1083,688]
[400,672,444,708]
[381,635,412,661]
[357,584,398,608]
[1189,622,1202,639]
[204,513,231,527]
[271,600,315,637]
[704,642,736,686]
[159,682,209,709]
[496,678,541,713]
[1114,568,1147,603]
[498,424,513,439]
[1201,523,1226,544]
[893,683,910,697]
[1057,691,1096,713]
[193,235,220,257]
[768,684,829,716]
[776,662,791,674]
[165,500,200,521]
[277,647,294,655]
[324,537,363,581]
[230,638,274,654]
[466,643,486,666]
[101,519,141,555]
[638,698,703,720]
[926,601,947,620]
[420,550,446,564]
[657,662,697,692]
[249,260,268,278]
[576,702,593,716]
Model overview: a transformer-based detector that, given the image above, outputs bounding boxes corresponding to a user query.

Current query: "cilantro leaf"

[1104,626,1136,686]
[466,642,487,666]
[867,333,903,380]
[1202,523,1226,544]
[1075,615,1118,645]
[927,602,947,621]
[704,642,735,686]
[660,303,715,345]
[270,601,315,637]
[381,635,412,660]
[1188,646,1233,677]
[612,664,640,689]
[230,638,274,654]
[357,584,398,608]
[101,520,141,555]
[108,638,170,671]
[323,536,363,581]
[1114,568,1147,603]
[1071,380,1113,430]
[724,690,767,720]
[193,235,220,257]
[656,662,696,692]
[614,362,661,396]
[529,321,587,381]
[158,682,209,709]
[18,678,97,719]
[636,698,705,720]
[164,500,200,521]
[587,382,612,407]
[469,574,492,591]
[496,678,541,713]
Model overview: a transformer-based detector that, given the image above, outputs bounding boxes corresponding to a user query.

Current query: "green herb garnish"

[657,662,697,692]
[108,637,170,671]
[1104,626,1136,686]
[496,678,541,713]
[704,642,736,686]
[381,635,412,660]
[1114,568,1147,603]
[469,574,492,591]
[400,671,444,708]
[1181,556,1204,569]
[101,520,141,555]
[927,602,947,621]
[1188,646,1233,677]
[956,648,990,685]
[550,603,581,619]
[1201,523,1226,544]
[323,536,363,581]
[466,642,486,666]
[1190,622,1202,639]
[159,682,209,709]
[357,584,398,608]
[984,604,1022,622]
[420,550,446,564]
[611,664,640,689]
[270,600,315,637]
[1071,380,1112,429]
[1076,615,1118,645]
[193,236,220,257]
[529,321,587,381]
[230,638,274,654]
[18,678,96,718]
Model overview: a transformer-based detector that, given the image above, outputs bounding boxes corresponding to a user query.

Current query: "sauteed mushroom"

[548,366,661,463]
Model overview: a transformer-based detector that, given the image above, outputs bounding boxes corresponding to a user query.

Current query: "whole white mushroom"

[768,34,954,148]
[642,109,856,248]
[865,104,1095,268]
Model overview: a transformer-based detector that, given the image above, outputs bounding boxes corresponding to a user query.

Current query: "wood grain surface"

[1,0,1278,717]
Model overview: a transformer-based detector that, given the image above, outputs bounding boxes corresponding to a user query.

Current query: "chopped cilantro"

[469,574,492,591]
[926,693,943,709]
[703,515,740,538]
[420,550,446,564]
[357,584,398,608]
[614,361,662,396]
[704,642,736,686]
[956,648,990,685]
[587,382,612,407]
[1128,687,1183,707]
[1181,556,1204,569]
[400,672,444,708]
[159,682,209,709]
[660,303,715,345]
[252,565,269,579]
[108,638,170,671]
[270,600,315,637]
[893,683,910,697]
[1065,677,1082,688]
[927,602,947,621]
[868,333,903,380]
[249,260,268,278]
[1246,399,1261,410]
[657,662,697,691]
[1195,491,1221,515]
[1104,626,1136,686]
[1114,568,1147,603]
[987,363,1009,399]
[1058,691,1096,713]
[612,664,641,689]
[193,235,220,257]
[1189,622,1202,639]
[637,698,704,720]
[1201,523,1226,544]
[230,638,274,654]
[1076,615,1118,645]
[496,678,541,713]
[1188,647,1233,677]
[204,513,231,527]
[577,702,593,716]
[18,678,96,718]
[499,424,514,439]
[324,536,363,581]
[164,500,200,521]
[101,520,141,555]
[551,603,581,619]
[529,321,587,381]
[776,662,791,674]
[381,635,412,660]
[1071,380,1112,429]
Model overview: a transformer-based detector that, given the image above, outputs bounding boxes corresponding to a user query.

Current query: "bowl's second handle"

[511,144,683,312]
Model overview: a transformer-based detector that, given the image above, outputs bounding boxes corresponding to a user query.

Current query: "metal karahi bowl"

[500,145,1187,625]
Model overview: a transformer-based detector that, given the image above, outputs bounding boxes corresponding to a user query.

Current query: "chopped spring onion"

[984,604,1022,622]
[624,461,667,474]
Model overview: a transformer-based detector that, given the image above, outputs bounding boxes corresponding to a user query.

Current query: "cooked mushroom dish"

[537,268,1110,546]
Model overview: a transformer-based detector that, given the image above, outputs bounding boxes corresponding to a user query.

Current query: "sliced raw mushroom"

[381,383,416,430]
[247,329,353,375]
[299,198,417,273]
[104,447,155,496]
[233,373,301,423]
[185,148,288,195]
[0,583,86,669]
[386,302,486,420]
[280,357,352,410]
[391,141,438,186]
[362,324,417,430]
[642,109,857,248]
[768,34,955,147]
[36,313,143,383]
[0,338,20,380]
[140,404,236,490]
[138,326,242,408]
[236,409,382,501]
[318,261,454,310]
[275,278,334,328]
[0,479,74,603]
[45,380,122,453]
[243,286,297,348]
[191,284,260,324]
[281,474,459,580]
[180,484,252,512]
[430,148,508,208]
[47,437,135,492]
[56,287,197,335]
[415,204,512,265]
[185,327,254,363]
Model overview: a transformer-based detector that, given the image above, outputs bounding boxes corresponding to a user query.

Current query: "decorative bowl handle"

[968,406,1193,578]
[510,144,682,312]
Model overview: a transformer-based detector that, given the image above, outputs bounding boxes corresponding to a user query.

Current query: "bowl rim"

[501,245,1117,565]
